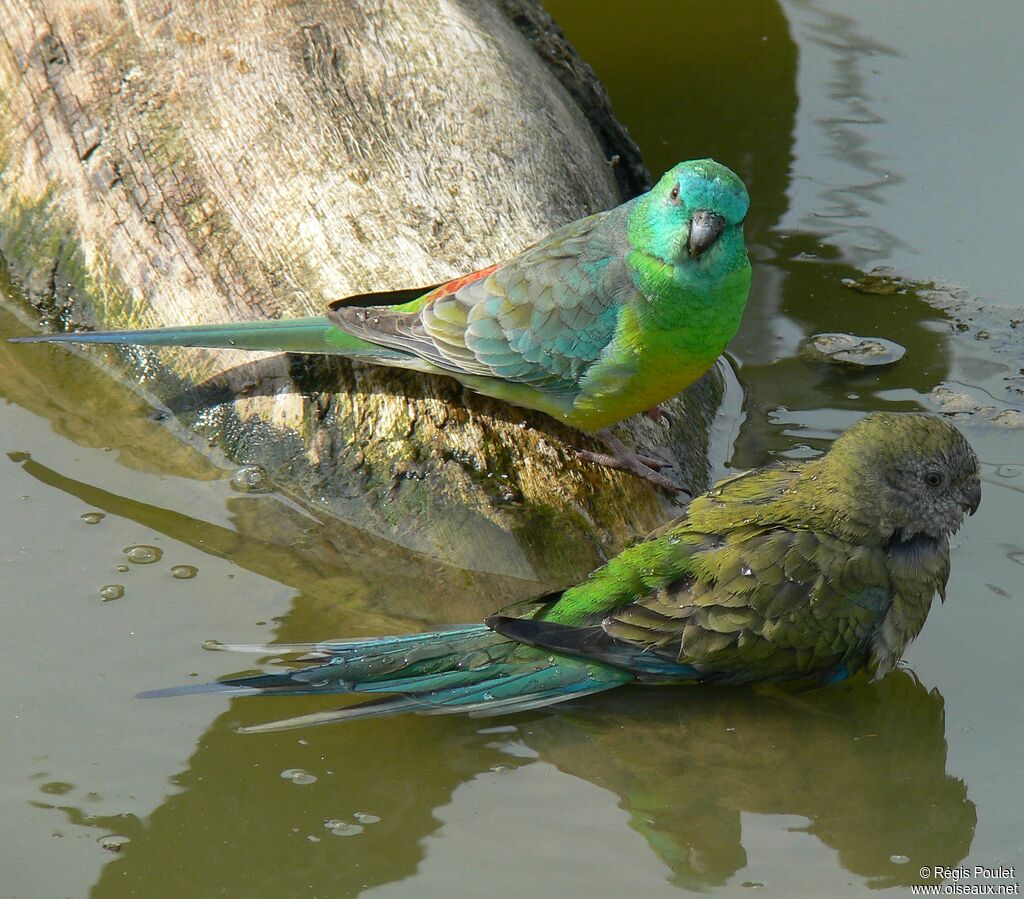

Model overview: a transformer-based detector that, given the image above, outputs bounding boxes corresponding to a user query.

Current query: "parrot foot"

[577,431,690,495]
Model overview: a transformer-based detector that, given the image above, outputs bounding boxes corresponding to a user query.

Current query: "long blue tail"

[9,316,422,366]
[141,625,632,732]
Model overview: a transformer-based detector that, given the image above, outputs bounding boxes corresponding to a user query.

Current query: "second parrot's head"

[634,159,750,276]
[820,412,981,542]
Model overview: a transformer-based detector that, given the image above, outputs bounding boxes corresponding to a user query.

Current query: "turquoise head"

[630,158,750,280]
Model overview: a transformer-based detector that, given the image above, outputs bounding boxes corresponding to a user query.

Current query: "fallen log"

[0,0,725,588]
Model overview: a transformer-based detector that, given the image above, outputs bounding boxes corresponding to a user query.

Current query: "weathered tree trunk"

[0,0,724,586]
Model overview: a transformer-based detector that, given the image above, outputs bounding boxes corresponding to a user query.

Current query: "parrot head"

[635,158,750,275]
[821,412,981,542]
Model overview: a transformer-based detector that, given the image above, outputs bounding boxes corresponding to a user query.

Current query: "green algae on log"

[0,0,724,585]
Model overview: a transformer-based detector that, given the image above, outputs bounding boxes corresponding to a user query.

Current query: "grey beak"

[687,210,726,259]
[965,481,982,516]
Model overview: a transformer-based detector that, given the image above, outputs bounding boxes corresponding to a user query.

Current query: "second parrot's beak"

[687,211,726,259]
[964,481,982,516]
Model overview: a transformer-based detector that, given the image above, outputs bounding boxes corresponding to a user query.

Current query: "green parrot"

[12,159,751,490]
[143,412,981,731]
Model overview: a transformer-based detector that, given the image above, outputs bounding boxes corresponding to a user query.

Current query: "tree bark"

[0,0,724,587]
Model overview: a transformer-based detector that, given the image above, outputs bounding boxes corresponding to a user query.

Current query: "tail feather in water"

[140,623,633,731]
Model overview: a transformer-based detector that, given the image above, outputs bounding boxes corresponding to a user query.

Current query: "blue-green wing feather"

[141,623,632,731]
[328,204,638,396]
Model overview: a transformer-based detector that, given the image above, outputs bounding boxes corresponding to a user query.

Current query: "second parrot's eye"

[924,470,944,488]
[669,184,680,202]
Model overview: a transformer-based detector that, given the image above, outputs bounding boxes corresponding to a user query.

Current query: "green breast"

[565,261,751,431]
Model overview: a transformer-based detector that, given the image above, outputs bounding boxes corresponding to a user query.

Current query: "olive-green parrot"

[143,412,981,731]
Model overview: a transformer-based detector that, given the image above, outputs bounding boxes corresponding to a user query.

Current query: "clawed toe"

[575,431,691,495]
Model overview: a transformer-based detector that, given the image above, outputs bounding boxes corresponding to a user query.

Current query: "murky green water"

[3,1,1023,896]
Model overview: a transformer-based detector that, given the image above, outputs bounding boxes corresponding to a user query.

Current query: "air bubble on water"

[170,565,198,579]
[281,768,317,785]
[231,465,271,493]
[116,565,129,572]
[890,854,910,865]
[80,512,105,524]
[997,464,1021,479]
[100,585,125,601]
[353,813,380,824]
[124,545,162,565]
[307,835,321,843]
[98,835,130,852]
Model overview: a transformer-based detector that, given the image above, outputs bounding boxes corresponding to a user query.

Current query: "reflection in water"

[729,235,953,466]
[9,451,539,634]
[42,672,971,895]
[781,2,907,261]
[532,672,974,890]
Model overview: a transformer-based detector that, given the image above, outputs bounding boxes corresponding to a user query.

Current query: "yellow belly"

[564,356,716,432]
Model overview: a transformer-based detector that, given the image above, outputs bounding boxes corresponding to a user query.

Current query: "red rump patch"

[326,262,500,311]
[424,263,500,302]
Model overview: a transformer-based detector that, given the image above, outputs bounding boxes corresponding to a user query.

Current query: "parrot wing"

[490,527,894,684]
[328,211,634,396]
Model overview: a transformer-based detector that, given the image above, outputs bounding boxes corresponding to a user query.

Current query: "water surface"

[2,1,1023,896]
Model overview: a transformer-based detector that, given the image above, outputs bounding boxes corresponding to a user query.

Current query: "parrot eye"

[669,184,680,203]
[924,470,944,488]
